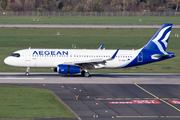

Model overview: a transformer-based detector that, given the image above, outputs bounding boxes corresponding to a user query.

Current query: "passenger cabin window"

[11,53,20,57]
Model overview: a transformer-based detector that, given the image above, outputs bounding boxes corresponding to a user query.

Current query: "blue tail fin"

[143,23,172,54]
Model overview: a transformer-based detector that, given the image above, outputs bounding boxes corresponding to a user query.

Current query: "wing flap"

[74,59,105,64]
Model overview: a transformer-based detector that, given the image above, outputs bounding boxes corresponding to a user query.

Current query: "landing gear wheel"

[25,67,30,76]
[84,72,90,77]
[25,72,29,76]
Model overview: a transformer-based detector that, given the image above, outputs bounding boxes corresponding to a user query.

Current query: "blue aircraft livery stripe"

[143,23,172,54]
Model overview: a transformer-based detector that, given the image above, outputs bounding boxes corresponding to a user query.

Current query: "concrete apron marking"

[95,98,180,100]
[134,82,180,112]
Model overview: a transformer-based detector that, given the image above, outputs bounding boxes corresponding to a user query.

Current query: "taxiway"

[1,73,180,120]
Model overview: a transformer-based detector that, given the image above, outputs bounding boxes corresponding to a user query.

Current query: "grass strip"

[0,16,180,25]
[0,85,76,118]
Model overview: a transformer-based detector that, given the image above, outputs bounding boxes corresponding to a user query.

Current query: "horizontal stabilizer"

[151,53,175,59]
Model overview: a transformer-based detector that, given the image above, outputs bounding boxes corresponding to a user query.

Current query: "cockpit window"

[11,53,20,57]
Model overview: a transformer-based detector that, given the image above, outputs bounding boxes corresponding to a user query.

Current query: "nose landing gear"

[25,67,30,76]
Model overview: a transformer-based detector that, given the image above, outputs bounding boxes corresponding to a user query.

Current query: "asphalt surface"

[1,24,180,28]
[0,73,180,84]
[1,73,180,120]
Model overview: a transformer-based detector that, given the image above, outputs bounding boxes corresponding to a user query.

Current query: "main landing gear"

[25,67,90,77]
[25,67,30,76]
[81,70,90,77]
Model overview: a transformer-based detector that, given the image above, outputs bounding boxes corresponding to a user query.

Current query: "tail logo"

[152,26,171,54]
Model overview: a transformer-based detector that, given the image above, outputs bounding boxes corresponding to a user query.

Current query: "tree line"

[0,0,179,12]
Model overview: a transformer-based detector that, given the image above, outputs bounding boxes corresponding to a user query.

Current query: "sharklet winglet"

[111,49,119,59]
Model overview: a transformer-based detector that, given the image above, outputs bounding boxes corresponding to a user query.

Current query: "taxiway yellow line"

[134,83,180,112]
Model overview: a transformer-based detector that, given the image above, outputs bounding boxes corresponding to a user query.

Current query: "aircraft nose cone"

[4,57,12,65]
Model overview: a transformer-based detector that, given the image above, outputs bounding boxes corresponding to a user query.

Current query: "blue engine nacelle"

[56,64,80,74]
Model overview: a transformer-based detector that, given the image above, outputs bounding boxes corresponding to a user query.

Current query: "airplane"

[4,23,175,77]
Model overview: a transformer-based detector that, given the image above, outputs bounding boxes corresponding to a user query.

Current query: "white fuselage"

[4,49,141,69]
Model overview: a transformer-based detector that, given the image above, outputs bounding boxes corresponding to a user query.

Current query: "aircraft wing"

[74,49,119,65]
[74,59,105,64]
[54,49,119,66]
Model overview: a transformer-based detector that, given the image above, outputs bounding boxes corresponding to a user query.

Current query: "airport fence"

[1,11,180,17]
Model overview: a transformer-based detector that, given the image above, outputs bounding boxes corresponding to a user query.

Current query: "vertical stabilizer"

[143,23,172,54]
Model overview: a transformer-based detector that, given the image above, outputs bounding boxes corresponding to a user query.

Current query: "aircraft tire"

[84,72,90,77]
[25,72,29,76]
